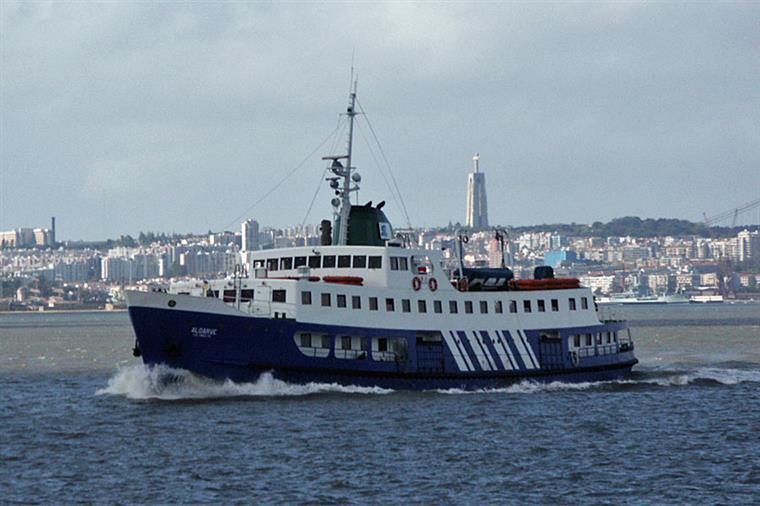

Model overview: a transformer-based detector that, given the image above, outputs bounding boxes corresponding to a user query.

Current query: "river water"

[1,304,758,503]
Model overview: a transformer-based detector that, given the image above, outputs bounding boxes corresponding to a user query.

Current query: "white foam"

[96,364,393,400]
[435,367,760,394]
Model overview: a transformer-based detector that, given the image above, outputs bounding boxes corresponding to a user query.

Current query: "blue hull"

[129,306,637,390]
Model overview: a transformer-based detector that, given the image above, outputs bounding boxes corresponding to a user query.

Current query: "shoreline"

[0,308,128,315]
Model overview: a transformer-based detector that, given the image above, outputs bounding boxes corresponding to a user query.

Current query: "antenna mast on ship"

[323,73,361,246]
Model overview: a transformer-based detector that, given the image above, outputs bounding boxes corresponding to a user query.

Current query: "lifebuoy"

[429,278,438,292]
[412,276,422,291]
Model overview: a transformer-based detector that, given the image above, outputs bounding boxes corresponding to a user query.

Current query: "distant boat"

[689,295,724,304]
[597,293,689,305]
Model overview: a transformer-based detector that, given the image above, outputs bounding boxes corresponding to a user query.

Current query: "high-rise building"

[465,153,488,229]
[241,219,260,252]
[737,229,760,262]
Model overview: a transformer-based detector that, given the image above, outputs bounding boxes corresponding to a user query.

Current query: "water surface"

[1,306,758,503]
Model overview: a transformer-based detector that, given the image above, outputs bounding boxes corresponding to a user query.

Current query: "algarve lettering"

[191,327,218,338]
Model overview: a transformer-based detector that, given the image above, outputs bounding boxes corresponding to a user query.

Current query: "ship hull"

[129,300,638,390]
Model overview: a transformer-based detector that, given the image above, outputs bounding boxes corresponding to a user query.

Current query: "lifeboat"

[509,278,581,291]
[269,276,321,282]
[322,276,364,286]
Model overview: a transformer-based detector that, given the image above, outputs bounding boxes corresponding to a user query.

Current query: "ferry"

[126,85,638,390]
[597,293,689,305]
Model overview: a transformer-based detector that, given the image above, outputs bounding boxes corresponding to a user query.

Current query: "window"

[321,293,331,307]
[574,335,581,347]
[299,333,312,347]
[585,333,592,346]
[596,333,602,345]
[581,297,588,310]
[480,301,488,314]
[509,300,517,313]
[321,335,330,348]
[386,298,395,312]
[465,301,473,314]
[353,255,367,268]
[399,257,408,271]
[294,256,306,268]
[606,332,612,343]
[241,289,254,302]
[266,258,278,271]
[223,290,236,303]
[352,295,361,309]
[340,335,351,350]
[569,298,577,311]
[301,291,312,305]
[495,301,503,314]
[418,300,427,313]
[551,299,559,312]
[280,257,293,270]
[322,255,336,268]
[434,300,443,314]
[337,294,346,308]
[402,299,411,313]
[308,255,321,268]
[390,257,399,270]
[369,297,378,311]
[368,256,382,269]
[538,300,546,312]
[378,337,388,352]
[449,301,458,314]
[523,300,532,313]
[338,255,351,268]
[272,289,286,303]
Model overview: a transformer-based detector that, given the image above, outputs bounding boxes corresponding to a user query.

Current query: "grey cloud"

[1,2,758,239]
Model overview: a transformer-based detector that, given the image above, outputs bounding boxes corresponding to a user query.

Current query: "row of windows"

[572,332,617,347]
[254,254,383,271]
[253,254,417,272]
[301,291,589,315]
[295,333,408,361]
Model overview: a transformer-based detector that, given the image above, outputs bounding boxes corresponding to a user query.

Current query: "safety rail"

[334,349,369,360]
[295,346,330,358]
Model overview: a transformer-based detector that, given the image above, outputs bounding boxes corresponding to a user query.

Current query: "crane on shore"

[703,198,760,227]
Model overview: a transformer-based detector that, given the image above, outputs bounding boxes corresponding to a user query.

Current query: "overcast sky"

[1,1,758,240]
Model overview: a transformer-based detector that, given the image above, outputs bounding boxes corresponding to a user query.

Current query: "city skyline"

[2,2,759,240]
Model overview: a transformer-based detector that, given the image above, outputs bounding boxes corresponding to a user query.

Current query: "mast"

[339,79,358,245]
[323,76,360,246]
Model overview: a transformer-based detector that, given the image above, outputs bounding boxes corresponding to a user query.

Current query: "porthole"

[168,300,177,308]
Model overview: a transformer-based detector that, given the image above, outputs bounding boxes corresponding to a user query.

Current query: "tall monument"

[241,219,259,252]
[466,153,488,229]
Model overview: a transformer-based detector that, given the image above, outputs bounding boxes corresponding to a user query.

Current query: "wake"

[436,366,760,395]
[95,364,393,400]
[96,363,759,400]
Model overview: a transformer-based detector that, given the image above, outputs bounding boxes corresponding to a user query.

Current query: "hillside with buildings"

[1,216,758,311]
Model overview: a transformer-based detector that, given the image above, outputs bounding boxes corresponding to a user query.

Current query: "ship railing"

[596,344,618,356]
[577,344,620,358]
[334,349,369,360]
[296,346,330,358]
[372,351,398,362]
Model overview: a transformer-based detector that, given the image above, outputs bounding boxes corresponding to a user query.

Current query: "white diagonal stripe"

[519,330,539,368]
[463,331,492,371]
[489,330,513,371]
[443,330,468,371]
